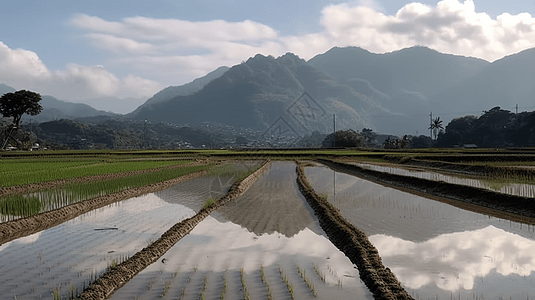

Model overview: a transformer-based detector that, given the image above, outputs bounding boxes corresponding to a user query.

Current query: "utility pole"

[516,104,518,114]
[429,112,433,138]
[333,114,336,148]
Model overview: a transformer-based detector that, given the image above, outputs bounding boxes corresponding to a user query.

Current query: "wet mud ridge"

[318,159,535,220]
[76,160,270,300]
[0,169,209,246]
[296,162,413,300]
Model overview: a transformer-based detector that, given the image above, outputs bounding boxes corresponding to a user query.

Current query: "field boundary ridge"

[296,161,413,300]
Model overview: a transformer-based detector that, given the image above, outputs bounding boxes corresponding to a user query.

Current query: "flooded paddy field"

[305,164,535,299]
[0,172,236,299]
[111,161,373,300]
[348,162,535,198]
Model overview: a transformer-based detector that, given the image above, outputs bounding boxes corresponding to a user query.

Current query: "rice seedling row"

[0,158,193,187]
[0,164,209,222]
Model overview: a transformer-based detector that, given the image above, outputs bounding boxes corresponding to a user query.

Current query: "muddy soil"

[319,159,535,222]
[295,162,413,300]
[76,160,270,300]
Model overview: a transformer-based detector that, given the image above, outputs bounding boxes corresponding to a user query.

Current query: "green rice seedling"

[312,264,325,283]
[161,280,172,298]
[52,286,60,300]
[199,275,208,300]
[68,285,76,300]
[0,164,210,221]
[0,158,194,187]
[260,266,273,300]
[296,264,317,297]
[240,268,250,300]
[220,271,227,300]
[279,267,294,300]
[178,287,186,300]
[202,198,217,210]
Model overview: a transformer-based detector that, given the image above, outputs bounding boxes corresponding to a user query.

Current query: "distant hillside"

[131,53,392,134]
[433,47,535,115]
[1,84,116,122]
[27,96,116,122]
[308,46,490,134]
[128,66,229,117]
[0,83,15,95]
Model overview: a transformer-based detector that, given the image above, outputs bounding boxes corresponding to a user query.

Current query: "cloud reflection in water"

[370,225,535,296]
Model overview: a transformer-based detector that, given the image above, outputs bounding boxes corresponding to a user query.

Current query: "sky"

[2,0,535,113]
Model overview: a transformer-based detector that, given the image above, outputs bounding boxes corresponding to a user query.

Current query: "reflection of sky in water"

[113,212,373,300]
[371,226,535,299]
[0,193,195,299]
[306,165,535,299]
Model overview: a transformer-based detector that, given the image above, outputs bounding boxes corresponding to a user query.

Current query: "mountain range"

[3,45,535,137]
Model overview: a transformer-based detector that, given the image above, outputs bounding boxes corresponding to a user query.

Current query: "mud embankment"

[318,159,535,221]
[76,160,270,300]
[295,162,413,300]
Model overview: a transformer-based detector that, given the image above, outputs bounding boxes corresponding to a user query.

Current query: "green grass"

[0,157,193,187]
[0,164,210,221]
[202,198,217,210]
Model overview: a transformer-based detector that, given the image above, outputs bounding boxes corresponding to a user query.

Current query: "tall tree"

[0,90,43,129]
[428,117,443,140]
[1,90,42,149]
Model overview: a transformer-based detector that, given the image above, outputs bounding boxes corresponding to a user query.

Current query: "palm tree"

[428,117,443,140]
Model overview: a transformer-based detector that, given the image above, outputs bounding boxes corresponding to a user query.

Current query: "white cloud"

[0,41,161,104]
[66,0,535,93]
[3,0,535,112]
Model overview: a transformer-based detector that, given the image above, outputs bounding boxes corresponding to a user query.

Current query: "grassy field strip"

[295,161,413,300]
[76,160,270,299]
[0,164,210,222]
[0,165,215,245]
[0,158,194,187]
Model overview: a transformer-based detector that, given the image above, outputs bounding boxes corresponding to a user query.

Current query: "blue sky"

[2,0,535,112]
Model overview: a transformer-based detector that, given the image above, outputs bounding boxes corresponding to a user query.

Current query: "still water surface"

[306,165,535,299]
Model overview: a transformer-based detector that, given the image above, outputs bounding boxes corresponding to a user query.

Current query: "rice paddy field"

[1,149,535,299]
[305,163,535,299]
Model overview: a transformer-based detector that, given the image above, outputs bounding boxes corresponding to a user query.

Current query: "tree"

[322,129,367,148]
[1,90,42,149]
[0,90,43,129]
[428,117,443,140]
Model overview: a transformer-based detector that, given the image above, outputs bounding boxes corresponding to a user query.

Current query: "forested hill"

[130,53,393,134]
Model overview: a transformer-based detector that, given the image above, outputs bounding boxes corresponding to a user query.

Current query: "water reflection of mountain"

[216,162,324,238]
[156,175,234,212]
[371,226,535,299]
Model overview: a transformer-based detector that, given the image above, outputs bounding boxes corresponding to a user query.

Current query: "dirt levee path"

[76,160,270,300]
[296,162,413,300]
[318,159,535,220]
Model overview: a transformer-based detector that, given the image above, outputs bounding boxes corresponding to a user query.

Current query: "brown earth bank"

[0,169,210,245]
[76,159,270,300]
[0,159,209,196]
[295,162,413,300]
[318,159,535,222]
